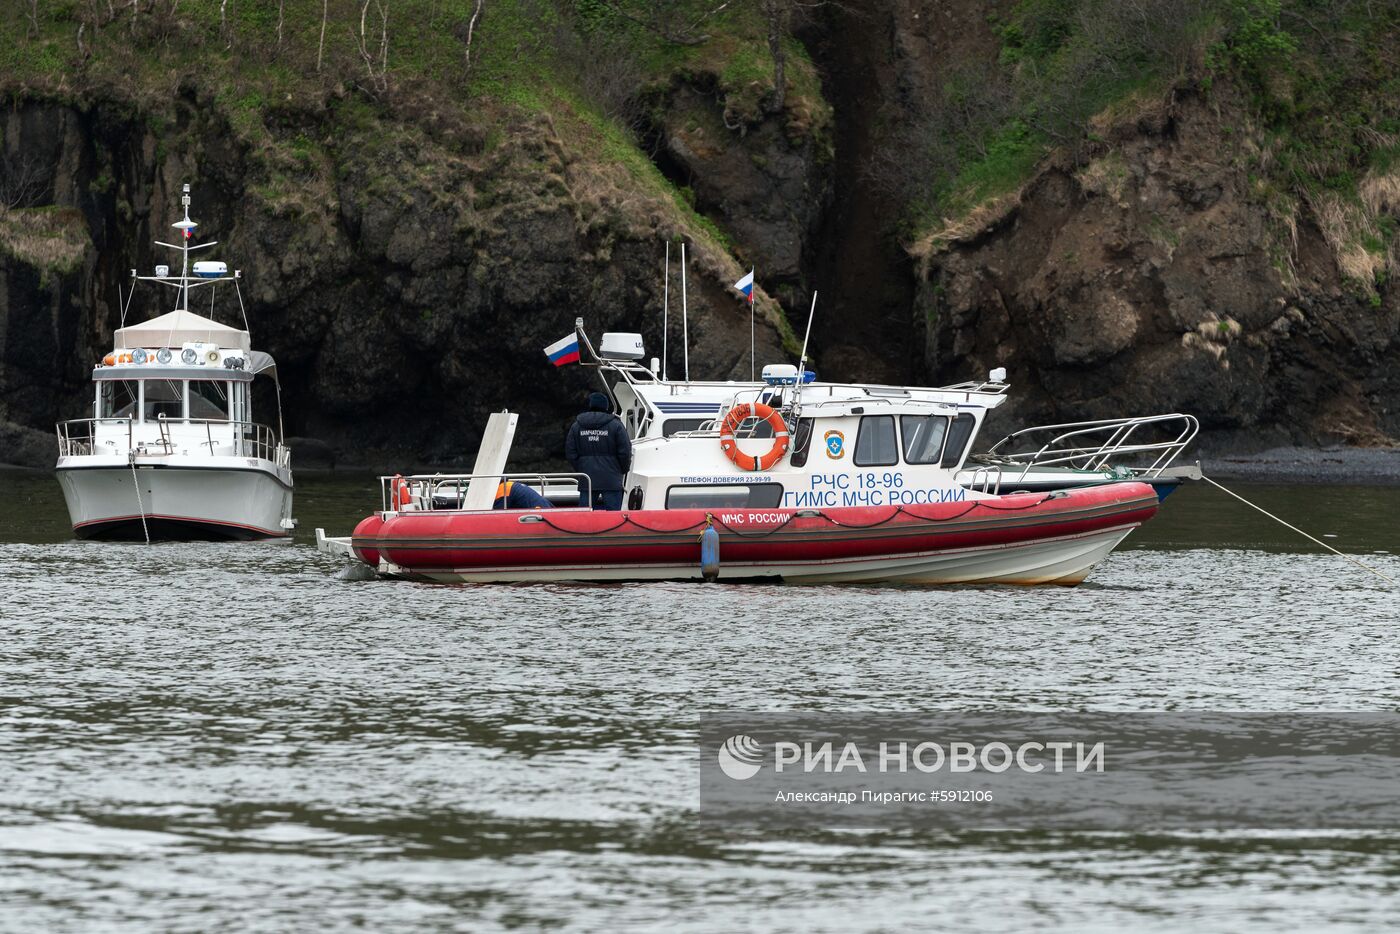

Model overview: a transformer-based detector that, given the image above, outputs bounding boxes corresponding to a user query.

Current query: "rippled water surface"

[3,472,1399,931]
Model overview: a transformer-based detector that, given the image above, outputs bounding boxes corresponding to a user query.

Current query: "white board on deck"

[463,410,518,510]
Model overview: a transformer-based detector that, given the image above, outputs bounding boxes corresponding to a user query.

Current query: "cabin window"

[99,380,139,420]
[854,415,898,467]
[141,380,184,421]
[662,418,711,437]
[189,380,231,421]
[789,418,814,468]
[665,483,784,509]
[941,413,977,468]
[900,415,950,465]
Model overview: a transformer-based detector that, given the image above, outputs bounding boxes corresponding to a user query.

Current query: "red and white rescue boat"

[346,482,1158,585]
[319,320,1187,586]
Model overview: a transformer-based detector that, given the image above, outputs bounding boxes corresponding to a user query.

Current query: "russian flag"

[734,269,754,304]
[543,333,581,367]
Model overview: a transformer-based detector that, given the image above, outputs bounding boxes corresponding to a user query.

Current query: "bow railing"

[974,414,1199,484]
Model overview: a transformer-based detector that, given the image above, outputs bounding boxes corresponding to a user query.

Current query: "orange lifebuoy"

[719,403,790,471]
[392,474,412,509]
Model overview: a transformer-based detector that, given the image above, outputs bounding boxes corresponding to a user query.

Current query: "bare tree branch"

[317,0,328,72]
[353,0,392,95]
[464,0,484,71]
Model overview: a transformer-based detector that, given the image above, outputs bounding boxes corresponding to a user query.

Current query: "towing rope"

[129,456,151,545]
[1202,475,1396,587]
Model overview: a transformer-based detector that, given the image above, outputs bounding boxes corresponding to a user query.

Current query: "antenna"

[681,241,690,382]
[792,291,818,412]
[662,242,670,381]
[118,281,135,328]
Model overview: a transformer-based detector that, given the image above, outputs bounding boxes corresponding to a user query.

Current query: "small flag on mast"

[543,333,581,367]
[734,269,754,304]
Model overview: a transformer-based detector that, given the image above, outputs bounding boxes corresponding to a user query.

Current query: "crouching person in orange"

[493,480,553,510]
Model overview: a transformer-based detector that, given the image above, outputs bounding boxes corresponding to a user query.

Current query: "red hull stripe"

[371,510,1154,572]
[355,490,1152,543]
[352,485,1158,573]
[358,496,1147,550]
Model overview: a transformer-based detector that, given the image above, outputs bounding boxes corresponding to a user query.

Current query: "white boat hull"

[56,455,293,540]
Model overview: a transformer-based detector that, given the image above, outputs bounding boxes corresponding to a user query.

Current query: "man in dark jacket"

[565,391,633,510]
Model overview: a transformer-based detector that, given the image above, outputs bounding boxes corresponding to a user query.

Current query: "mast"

[681,242,690,382]
[749,268,755,382]
[791,291,818,414]
[662,242,669,381]
[136,184,229,323]
[173,183,196,312]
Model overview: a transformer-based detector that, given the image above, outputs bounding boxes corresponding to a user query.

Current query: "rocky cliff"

[801,0,1400,449]
[2,0,1397,469]
[0,3,812,469]
[919,86,1400,448]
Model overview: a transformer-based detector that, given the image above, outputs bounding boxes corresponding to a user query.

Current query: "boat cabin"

[60,309,285,464]
[571,329,1011,511]
[621,382,1006,511]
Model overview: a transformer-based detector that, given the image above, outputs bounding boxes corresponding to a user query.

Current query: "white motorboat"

[54,185,294,541]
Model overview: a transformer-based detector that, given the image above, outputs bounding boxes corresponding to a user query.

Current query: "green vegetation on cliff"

[1,3,825,218]
[898,0,1400,294]
[1,1,828,352]
[0,206,89,284]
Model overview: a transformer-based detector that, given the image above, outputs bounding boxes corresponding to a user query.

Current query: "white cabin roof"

[627,379,1009,414]
[114,309,250,353]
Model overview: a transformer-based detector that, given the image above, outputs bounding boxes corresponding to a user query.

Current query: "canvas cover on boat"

[247,350,278,383]
[114,309,251,352]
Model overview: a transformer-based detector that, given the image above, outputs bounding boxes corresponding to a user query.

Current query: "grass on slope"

[0,0,825,277]
[905,0,1400,293]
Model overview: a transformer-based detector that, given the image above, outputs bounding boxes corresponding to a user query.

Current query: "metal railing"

[667,388,791,439]
[795,395,962,416]
[56,416,287,465]
[55,417,130,456]
[379,472,594,513]
[667,417,783,440]
[665,421,721,439]
[966,464,1004,495]
[974,414,1199,484]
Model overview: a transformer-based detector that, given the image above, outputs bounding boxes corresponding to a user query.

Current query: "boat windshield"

[143,380,185,420]
[98,379,232,421]
[99,380,139,419]
[189,380,229,420]
[901,415,950,464]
